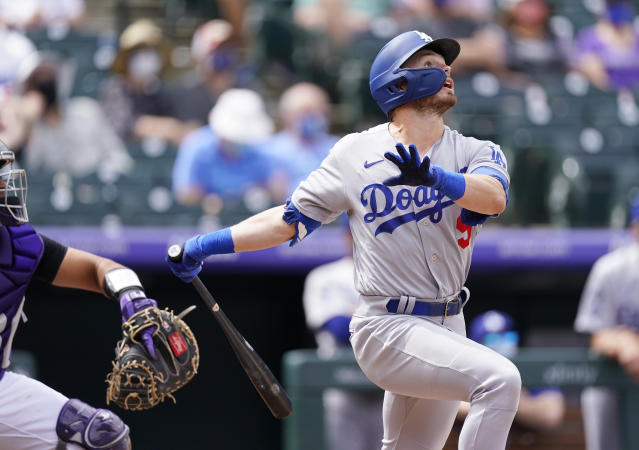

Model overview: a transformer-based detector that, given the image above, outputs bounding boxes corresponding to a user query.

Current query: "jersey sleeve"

[574,255,618,332]
[291,143,350,224]
[466,141,510,194]
[34,234,68,283]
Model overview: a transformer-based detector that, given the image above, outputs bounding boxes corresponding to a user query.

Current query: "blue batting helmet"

[369,30,460,116]
[469,310,519,356]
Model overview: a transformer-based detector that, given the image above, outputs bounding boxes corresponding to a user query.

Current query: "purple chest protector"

[0,224,43,379]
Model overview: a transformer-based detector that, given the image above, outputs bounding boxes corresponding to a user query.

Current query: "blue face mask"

[221,139,251,157]
[207,47,238,72]
[606,3,634,26]
[296,113,328,141]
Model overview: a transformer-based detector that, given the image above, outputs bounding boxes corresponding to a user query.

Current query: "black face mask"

[34,78,58,110]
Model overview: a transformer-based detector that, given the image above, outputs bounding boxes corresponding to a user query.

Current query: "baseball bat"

[167,244,293,419]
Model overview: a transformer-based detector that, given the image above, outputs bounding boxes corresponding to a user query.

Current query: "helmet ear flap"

[372,66,447,116]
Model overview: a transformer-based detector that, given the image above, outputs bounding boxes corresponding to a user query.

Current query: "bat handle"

[168,244,217,310]
[168,244,186,263]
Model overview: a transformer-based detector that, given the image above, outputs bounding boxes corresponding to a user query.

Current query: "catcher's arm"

[49,245,126,297]
[47,242,158,355]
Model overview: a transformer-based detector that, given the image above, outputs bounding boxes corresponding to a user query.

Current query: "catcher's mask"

[0,147,28,225]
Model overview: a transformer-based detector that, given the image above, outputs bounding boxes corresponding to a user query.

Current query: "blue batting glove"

[119,290,158,358]
[383,143,445,187]
[165,235,205,283]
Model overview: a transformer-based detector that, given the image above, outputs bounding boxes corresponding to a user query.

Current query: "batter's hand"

[383,143,444,187]
[165,236,204,283]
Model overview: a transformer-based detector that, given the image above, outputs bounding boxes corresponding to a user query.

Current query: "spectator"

[100,19,197,147]
[169,19,253,127]
[434,0,495,22]
[494,0,570,80]
[0,25,39,150]
[0,0,86,31]
[574,192,639,450]
[171,88,276,210]
[18,57,133,180]
[573,0,639,92]
[293,0,392,46]
[460,310,566,431]
[261,82,339,200]
[302,217,383,450]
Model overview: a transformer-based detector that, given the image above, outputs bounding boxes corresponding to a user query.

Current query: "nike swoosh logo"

[364,159,384,169]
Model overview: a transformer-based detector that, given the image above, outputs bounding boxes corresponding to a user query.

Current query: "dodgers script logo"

[360,183,455,236]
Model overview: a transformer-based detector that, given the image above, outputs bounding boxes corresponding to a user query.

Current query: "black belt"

[385,291,466,317]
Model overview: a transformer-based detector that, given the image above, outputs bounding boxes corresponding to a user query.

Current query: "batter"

[168,30,520,450]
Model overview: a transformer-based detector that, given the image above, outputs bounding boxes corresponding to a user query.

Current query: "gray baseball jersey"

[292,123,509,306]
[575,242,639,332]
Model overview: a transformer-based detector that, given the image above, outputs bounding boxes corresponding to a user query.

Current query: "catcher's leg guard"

[56,398,131,449]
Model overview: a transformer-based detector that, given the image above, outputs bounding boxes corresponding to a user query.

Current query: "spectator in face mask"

[171,88,279,214]
[259,82,339,201]
[572,0,639,91]
[168,19,254,127]
[99,19,199,147]
[18,57,133,180]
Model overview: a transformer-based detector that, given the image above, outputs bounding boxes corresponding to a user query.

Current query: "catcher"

[0,143,199,449]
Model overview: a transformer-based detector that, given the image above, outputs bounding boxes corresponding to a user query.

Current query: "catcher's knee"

[56,398,131,450]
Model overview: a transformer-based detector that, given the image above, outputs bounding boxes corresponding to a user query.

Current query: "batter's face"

[403,49,457,114]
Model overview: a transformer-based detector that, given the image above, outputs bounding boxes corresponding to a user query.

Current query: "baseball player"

[167,30,519,450]
[574,192,639,450]
[0,142,161,449]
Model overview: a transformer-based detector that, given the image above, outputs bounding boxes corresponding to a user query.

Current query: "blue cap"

[468,310,520,357]
[469,310,515,343]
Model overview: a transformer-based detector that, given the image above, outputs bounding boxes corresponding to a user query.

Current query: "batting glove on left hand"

[383,143,445,187]
[165,236,204,283]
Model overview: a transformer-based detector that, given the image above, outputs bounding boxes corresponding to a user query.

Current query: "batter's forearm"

[231,205,296,252]
[455,174,506,215]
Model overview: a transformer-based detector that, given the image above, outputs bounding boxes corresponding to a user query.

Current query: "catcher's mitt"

[106,305,200,411]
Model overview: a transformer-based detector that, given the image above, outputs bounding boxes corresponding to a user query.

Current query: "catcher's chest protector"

[0,224,43,378]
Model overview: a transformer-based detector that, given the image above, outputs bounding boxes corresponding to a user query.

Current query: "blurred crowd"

[0,0,637,229]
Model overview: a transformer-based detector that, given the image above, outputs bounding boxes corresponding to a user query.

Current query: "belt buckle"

[444,296,460,320]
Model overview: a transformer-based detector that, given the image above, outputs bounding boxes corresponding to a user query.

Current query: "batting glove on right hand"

[165,236,204,283]
[383,143,445,187]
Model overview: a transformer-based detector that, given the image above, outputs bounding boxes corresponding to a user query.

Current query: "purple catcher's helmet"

[369,30,460,116]
[469,310,519,356]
